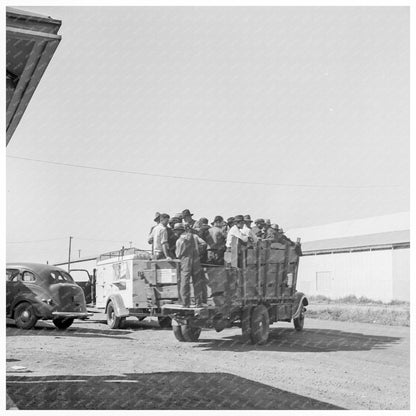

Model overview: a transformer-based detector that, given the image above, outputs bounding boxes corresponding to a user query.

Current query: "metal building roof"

[6,7,62,145]
[302,230,410,254]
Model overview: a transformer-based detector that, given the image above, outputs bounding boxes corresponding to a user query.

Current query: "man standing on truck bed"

[226,215,250,248]
[174,223,207,307]
[150,213,172,260]
[207,215,226,265]
[148,212,161,255]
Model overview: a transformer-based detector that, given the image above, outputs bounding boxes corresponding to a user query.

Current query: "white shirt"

[226,225,249,248]
[242,224,258,244]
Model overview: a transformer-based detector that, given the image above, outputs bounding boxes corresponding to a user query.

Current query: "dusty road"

[6,313,409,410]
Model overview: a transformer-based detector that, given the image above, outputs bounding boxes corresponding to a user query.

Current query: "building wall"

[392,248,410,301]
[296,248,408,302]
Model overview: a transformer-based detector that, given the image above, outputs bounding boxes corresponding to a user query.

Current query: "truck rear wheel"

[293,310,305,331]
[241,307,253,342]
[182,325,201,342]
[250,305,269,345]
[107,301,123,329]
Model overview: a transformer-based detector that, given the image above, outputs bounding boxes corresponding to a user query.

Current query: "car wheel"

[241,306,253,342]
[293,310,305,331]
[158,316,172,329]
[182,325,201,342]
[107,301,122,329]
[53,317,74,330]
[250,305,269,345]
[14,302,38,330]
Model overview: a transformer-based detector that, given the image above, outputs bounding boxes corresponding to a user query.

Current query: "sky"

[5,6,410,265]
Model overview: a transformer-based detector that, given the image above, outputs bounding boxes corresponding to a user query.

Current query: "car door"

[69,269,92,304]
[6,268,20,316]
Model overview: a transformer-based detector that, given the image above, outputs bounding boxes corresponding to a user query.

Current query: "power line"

[7,237,129,244]
[6,155,402,189]
[7,238,67,244]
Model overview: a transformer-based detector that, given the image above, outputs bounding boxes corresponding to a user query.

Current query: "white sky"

[5,6,410,264]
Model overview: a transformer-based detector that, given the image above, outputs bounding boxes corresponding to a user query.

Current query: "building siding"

[296,248,403,302]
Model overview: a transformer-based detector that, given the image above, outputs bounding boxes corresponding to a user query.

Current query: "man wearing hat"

[150,213,172,260]
[252,218,265,239]
[182,209,196,231]
[173,223,207,307]
[148,212,161,254]
[207,215,226,265]
[168,216,182,258]
[265,223,279,241]
[241,214,258,245]
[225,215,250,249]
[193,217,211,263]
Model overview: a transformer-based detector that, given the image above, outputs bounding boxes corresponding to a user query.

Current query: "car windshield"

[49,270,74,283]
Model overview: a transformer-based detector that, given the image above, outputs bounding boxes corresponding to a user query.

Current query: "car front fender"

[292,292,308,319]
[105,293,129,317]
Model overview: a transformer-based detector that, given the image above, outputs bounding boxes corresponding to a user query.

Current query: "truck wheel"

[53,317,74,330]
[250,305,269,345]
[172,322,186,342]
[158,316,172,329]
[241,307,253,342]
[14,302,38,330]
[293,310,305,331]
[182,325,201,342]
[107,301,122,329]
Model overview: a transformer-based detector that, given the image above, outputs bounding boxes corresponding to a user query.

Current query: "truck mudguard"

[105,293,129,317]
[292,292,308,319]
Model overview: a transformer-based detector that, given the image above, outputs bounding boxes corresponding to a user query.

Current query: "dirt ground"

[6,312,409,410]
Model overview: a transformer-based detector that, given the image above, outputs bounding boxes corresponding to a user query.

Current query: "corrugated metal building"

[286,212,410,302]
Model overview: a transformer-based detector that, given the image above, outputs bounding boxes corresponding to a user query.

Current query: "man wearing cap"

[173,223,207,307]
[241,214,258,246]
[252,218,265,239]
[226,215,250,249]
[207,215,226,265]
[148,212,161,254]
[150,213,172,260]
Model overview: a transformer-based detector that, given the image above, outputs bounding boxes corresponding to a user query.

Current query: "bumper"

[52,311,93,319]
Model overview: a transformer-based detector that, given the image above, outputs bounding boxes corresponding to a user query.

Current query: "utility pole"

[68,236,73,272]
[78,249,81,258]
[129,241,132,248]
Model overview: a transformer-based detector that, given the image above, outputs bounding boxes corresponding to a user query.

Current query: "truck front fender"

[105,293,129,318]
[292,292,308,319]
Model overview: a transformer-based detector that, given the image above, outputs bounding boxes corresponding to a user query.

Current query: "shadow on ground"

[6,371,342,410]
[195,327,402,353]
[6,322,134,340]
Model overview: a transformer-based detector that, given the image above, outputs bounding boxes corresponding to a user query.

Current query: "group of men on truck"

[147,209,300,308]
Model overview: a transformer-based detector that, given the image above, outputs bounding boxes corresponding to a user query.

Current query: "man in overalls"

[173,223,207,307]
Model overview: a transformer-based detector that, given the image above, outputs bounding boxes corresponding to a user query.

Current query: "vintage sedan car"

[6,263,92,330]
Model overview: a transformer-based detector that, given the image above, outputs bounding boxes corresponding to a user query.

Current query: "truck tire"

[182,325,201,342]
[241,307,253,342]
[107,301,123,329]
[293,310,305,331]
[172,323,186,342]
[250,305,269,345]
[14,302,38,330]
[53,317,74,330]
[158,316,172,329]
